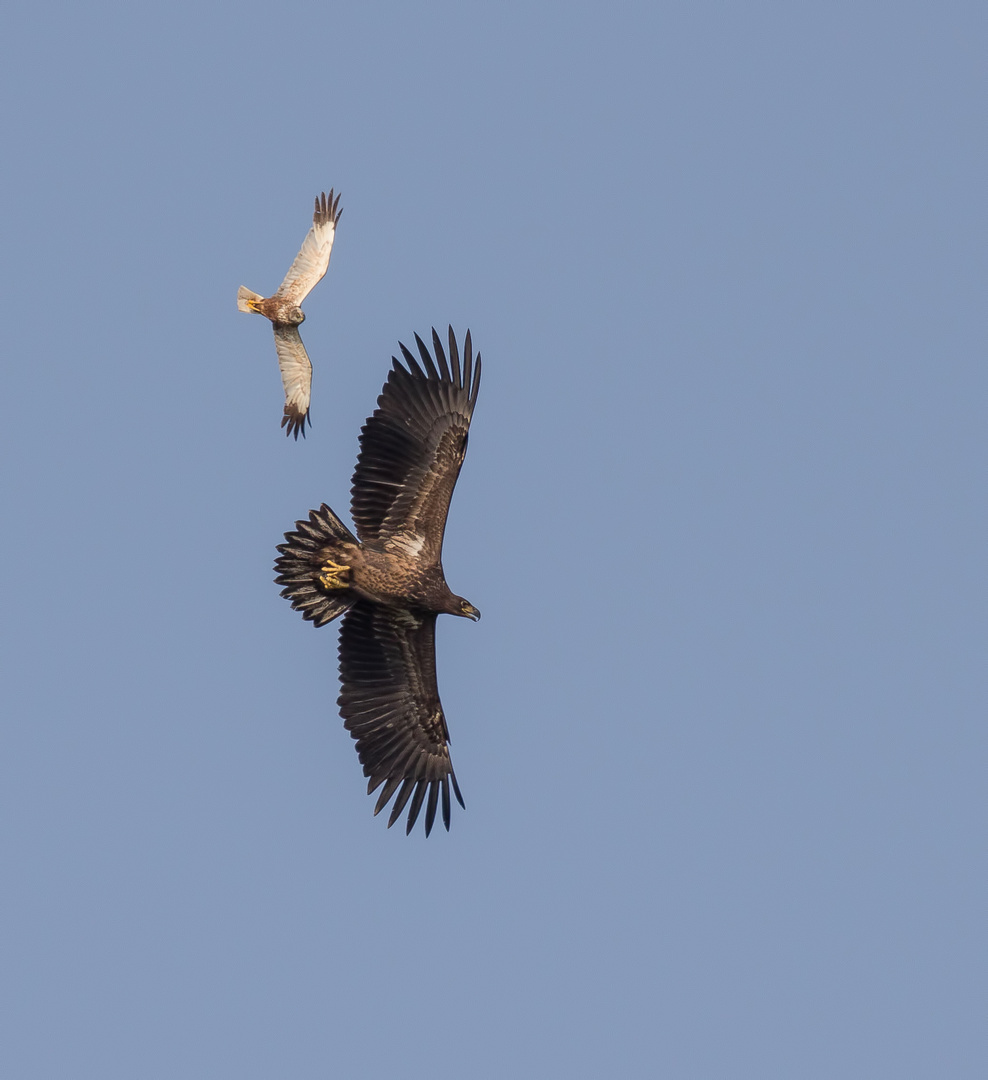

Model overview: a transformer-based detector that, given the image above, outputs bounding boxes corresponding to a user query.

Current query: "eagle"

[274,327,482,835]
[237,189,342,438]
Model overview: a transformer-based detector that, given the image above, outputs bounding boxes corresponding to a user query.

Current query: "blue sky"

[2,3,985,1076]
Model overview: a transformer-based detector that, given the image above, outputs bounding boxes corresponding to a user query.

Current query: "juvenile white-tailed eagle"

[274,327,482,835]
[238,189,342,438]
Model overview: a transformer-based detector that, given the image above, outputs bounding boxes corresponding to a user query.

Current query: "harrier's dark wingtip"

[314,188,342,227]
[281,407,310,440]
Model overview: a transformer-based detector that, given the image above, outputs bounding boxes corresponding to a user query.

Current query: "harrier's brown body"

[247,296,305,325]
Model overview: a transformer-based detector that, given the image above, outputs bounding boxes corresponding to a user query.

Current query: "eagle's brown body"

[315,538,472,618]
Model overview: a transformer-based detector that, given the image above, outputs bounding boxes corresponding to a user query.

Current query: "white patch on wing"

[390,533,426,558]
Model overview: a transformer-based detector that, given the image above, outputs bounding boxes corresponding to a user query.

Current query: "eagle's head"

[457,598,481,622]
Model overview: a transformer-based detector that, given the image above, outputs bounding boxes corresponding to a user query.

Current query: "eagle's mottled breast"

[341,545,443,610]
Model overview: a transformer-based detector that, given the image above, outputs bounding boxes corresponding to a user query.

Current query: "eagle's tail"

[274,504,360,628]
[237,286,264,313]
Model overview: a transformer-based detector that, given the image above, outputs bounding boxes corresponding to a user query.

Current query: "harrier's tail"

[237,286,264,313]
[274,504,360,628]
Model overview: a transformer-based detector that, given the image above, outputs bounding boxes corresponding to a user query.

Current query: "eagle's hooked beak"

[460,602,481,622]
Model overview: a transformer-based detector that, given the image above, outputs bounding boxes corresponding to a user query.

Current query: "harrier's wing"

[338,601,465,836]
[275,189,341,306]
[272,324,313,439]
[350,327,481,561]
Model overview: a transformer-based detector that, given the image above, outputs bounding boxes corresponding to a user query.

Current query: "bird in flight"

[274,327,482,835]
[238,189,342,438]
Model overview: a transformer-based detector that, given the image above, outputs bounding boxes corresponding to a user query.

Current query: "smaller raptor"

[237,189,342,438]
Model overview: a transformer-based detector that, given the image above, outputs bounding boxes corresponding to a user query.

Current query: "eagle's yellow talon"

[318,559,351,589]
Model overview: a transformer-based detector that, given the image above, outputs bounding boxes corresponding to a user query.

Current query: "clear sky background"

[1,3,985,1077]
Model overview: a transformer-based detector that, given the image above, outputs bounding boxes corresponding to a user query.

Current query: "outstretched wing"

[338,601,465,836]
[275,189,342,306]
[350,326,481,561]
[272,324,313,439]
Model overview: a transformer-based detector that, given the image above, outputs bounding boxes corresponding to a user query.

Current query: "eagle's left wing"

[337,601,465,836]
[349,327,481,561]
[272,324,313,439]
[275,189,341,306]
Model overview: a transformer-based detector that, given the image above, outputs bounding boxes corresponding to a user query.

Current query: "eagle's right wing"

[338,601,465,836]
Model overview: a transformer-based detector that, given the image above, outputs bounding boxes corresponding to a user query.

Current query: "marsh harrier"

[237,190,342,438]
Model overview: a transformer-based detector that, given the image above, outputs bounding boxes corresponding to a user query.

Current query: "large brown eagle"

[274,327,482,835]
[237,190,342,438]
